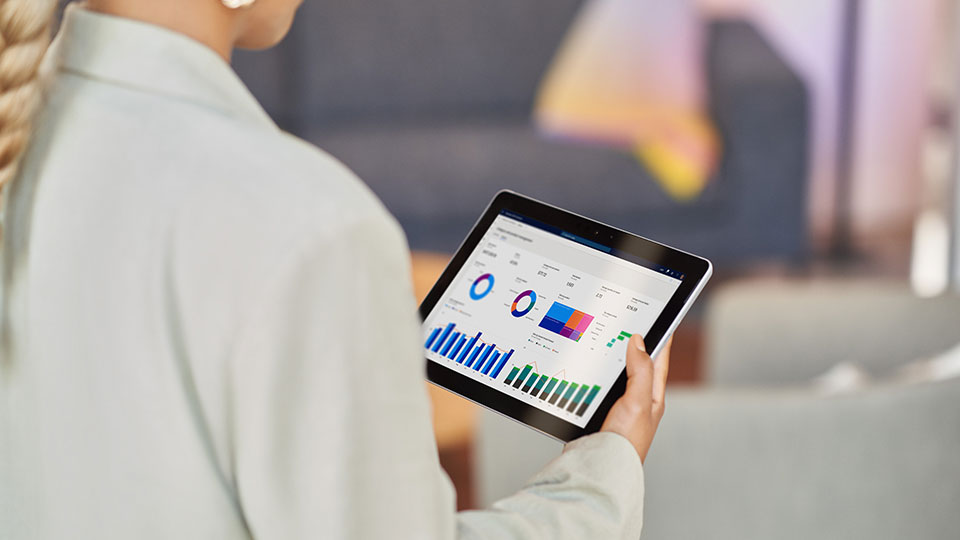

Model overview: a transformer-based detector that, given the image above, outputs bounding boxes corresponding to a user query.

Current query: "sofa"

[233,2,810,266]
[474,280,960,539]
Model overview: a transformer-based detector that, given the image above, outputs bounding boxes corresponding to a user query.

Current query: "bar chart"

[425,322,513,379]
[502,364,603,417]
[538,301,595,342]
[606,330,633,347]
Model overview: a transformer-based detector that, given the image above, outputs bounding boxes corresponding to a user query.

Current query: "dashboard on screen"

[422,210,683,427]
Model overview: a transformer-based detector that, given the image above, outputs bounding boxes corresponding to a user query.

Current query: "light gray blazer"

[0,6,644,539]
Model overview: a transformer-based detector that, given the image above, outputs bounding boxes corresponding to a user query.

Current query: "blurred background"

[231,0,960,538]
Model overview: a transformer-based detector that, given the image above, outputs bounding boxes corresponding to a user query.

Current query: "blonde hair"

[0,0,57,188]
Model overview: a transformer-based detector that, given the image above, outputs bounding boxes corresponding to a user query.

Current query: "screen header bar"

[499,210,684,281]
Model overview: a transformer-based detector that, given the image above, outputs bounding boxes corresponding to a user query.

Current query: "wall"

[699,0,941,249]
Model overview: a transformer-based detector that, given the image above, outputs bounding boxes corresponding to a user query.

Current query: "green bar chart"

[606,330,632,348]
[503,363,603,417]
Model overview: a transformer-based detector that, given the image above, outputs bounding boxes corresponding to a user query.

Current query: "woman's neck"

[84,0,238,61]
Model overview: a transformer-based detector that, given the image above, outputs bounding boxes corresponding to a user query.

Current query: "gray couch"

[475,281,960,539]
[233,2,810,265]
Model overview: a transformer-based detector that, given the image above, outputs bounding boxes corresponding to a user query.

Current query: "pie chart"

[511,289,537,317]
[470,273,495,300]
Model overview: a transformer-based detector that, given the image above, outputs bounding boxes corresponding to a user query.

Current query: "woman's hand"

[600,334,671,462]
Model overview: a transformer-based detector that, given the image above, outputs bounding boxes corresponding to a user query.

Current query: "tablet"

[419,191,712,442]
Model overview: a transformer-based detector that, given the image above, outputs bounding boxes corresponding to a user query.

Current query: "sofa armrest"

[705,280,960,386]
[640,379,960,540]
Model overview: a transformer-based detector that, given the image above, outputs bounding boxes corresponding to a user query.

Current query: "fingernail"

[632,335,646,352]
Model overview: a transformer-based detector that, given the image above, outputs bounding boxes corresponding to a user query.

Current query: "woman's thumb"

[624,334,654,400]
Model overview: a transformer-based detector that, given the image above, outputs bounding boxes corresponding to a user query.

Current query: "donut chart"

[469,273,495,300]
[511,289,537,317]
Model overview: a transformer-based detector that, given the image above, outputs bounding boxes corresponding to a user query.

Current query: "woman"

[0,1,670,538]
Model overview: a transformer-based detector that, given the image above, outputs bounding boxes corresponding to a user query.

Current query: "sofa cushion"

[707,281,960,386]
[305,119,726,252]
[278,0,585,120]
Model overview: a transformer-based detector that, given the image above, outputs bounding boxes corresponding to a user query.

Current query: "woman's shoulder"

[40,75,407,274]
[131,99,409,286]
[128,96,400,244]
[169,120,405,267]
[157,118,410,335]
[169,111,385,224]
[54,72,390,234]
[205,125,388,228]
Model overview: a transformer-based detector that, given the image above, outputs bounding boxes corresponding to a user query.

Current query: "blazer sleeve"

[226,215,644,539]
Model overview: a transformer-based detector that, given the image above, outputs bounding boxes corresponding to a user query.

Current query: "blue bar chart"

[425,322,514,380]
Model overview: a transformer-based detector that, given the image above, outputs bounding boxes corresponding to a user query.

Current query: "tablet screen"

[422,209,684,427]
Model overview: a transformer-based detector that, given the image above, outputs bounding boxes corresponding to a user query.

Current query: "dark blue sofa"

[234,1,809,266]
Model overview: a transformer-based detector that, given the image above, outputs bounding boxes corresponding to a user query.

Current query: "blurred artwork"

[535,0,719,200]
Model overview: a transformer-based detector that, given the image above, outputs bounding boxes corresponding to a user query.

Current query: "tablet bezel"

[419,190,712,442]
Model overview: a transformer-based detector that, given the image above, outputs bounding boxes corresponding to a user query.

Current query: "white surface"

[910,209,951,296]
[897,341,960,383]
[812,362,871,394]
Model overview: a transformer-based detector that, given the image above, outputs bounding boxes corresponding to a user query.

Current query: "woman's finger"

[652,335,672,407]
[623,334,654,404]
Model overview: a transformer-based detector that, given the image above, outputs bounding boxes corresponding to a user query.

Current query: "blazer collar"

[51,5,276,129]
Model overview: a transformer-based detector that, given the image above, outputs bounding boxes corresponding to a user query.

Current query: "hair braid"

[0,0,56,188]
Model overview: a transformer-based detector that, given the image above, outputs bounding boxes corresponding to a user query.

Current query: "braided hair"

[0,0,57,188]
[0,0,56,365]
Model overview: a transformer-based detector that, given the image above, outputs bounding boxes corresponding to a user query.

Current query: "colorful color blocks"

[538,301,594,341]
